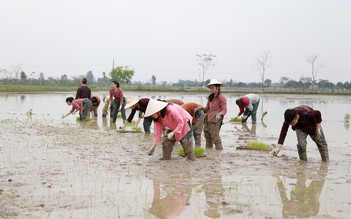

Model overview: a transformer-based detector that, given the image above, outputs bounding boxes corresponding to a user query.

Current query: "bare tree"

[252,51,272,92]
[306,54,324,91]
[12,64,22,79]
[196,54,216,88]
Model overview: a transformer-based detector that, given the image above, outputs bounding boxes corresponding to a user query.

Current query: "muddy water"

[0,92,351,218]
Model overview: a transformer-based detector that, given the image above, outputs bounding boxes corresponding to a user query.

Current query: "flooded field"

[0,91,351,218]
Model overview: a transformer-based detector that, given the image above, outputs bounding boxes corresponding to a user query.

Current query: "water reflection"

[145,173,192,219]
[275,163,328,218]
[235,123,257,145]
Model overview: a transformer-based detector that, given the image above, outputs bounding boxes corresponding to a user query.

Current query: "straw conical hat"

[144,100,168,117]
[124,98,139,109]
[207,79,223,87]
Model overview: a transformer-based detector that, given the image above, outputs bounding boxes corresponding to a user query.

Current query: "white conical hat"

[144,99,168,117]
[124,98,139,109]
[207,79,223,87]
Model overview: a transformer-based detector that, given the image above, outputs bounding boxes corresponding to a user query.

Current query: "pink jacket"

[153,104,193,143]
[71,98,85,114]
[205,93,227,123]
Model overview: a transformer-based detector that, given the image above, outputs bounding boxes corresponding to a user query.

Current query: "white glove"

[216,113,222,120]
[167,132,174,139]
[119,125,125,130]
[118,106,122,111]
[272,148,280,156]
[315,128,321,141]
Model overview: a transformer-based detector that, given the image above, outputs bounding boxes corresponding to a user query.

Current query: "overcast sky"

[1,0,350,83]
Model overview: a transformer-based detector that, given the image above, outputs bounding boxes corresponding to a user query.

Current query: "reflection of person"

[75,78,91,99]
[63,97,92,121]
[121,98,152,133]
[235,94,260,123]
[273,105,329,161]
[90,96,100,117]
[144,100,196,161]
[275,163,328,218]
[145,175,192,219]
[109,81,126,123]
[204,79,227,150]
[181,102,205,147]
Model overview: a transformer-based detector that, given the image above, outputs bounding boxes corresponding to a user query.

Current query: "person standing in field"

[63,97,92,121]
[109,81,126,123]
[204,79,227,150]
[145,99,196,161]
[273,105,329,161]
[235,94,260,123]
[181,102,205,148]
[121,98,152,133]
[75,78,91,99]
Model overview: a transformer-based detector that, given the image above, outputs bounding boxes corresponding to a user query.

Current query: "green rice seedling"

[230,117,243,123]
[131,126,142,132]
[76,116,92,121]
[178,147,205,157]
[246,141,270,150]
[345,113,350,123]
[126,121,136,126]
[261,111,268,121]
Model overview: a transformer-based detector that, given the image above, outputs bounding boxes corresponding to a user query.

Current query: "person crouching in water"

[90,96,101,118]
[204,79,227,150]
[63,97,92,121]
[144,99,196,161]
[273,105,329,161]
[121,98,152,133]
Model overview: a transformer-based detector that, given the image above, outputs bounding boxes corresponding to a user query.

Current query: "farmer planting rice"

[144,99,196,161]
[235,93,260,123]
[90,95,100,117]
[181,102,205,147]
[273,105,329,161]
[63,97,92,121]
[109,81,126,123]
[203,79,227,150]
[121,98,152,133]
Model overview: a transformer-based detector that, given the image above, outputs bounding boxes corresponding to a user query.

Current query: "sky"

[1,0,351,83]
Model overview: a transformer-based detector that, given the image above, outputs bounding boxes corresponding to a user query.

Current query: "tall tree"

[110,66,135,84]
[20,71,27,81]
[196,54,216,88]
[306,54,324,91]
[151,75,156,86]
[86,70,95,83]
[252,51,272,92]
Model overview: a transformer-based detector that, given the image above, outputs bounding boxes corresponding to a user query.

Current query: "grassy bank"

[1,84,351,95]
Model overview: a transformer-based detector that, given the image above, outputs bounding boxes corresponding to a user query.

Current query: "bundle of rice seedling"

[246,141,271,150]
[178,147,205,157]
[126,121,136,126]
[230,117,243,123]
[76,116,92,121]
[345,113,350,123]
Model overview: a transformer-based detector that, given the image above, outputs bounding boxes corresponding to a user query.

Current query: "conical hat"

[124,98,139,109]
[144,100,168,117]
[207,79,223,87]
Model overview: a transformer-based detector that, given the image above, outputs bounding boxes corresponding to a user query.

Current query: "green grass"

[345,113,350,123]
[131,126,142,132]
[230,117,243,123]
[178,147,205,157]
[246,141,271,150]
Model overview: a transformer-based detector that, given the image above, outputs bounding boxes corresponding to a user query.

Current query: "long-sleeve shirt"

[70,98,85,114]
[238,94,260,113]
[127,98,150,123]
[181,102,201,125]
[205,93,227,123]
[153,104,192,143]
[109,88,124,105]
[75,85,91,99]
[278,105,322,145]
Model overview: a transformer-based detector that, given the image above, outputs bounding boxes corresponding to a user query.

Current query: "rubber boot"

[299,152,307,161]
[215,143,223,150]
[186,151,196,161]
[320,150,329,162]
[162,140,174,160]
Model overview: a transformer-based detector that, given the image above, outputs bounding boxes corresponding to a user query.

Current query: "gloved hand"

[315,128,321,141]
[272,144,282,156]
[119,125,125,130]
[118,106,122,111]
[167,131,174,139]
[215,113,222,121]
[242,118,247,123]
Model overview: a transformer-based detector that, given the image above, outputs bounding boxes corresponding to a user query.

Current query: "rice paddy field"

[0,91,350,218]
